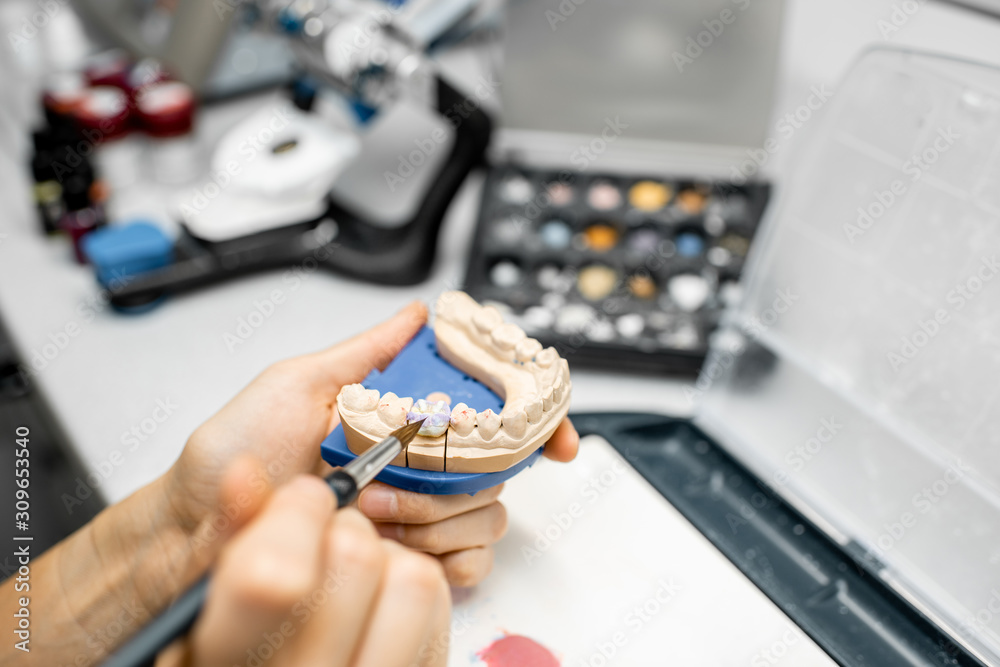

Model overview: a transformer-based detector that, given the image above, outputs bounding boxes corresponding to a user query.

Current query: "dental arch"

[336,291,572,473]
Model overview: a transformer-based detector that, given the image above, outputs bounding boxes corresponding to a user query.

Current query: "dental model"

[336,291,572,473]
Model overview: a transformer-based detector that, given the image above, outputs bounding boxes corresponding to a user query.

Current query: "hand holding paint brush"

[1,302,579,667]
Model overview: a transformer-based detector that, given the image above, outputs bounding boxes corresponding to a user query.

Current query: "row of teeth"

[439,295,560,368]
[339,375,567,441]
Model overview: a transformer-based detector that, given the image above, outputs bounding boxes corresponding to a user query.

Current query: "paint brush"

[102,419,426,667]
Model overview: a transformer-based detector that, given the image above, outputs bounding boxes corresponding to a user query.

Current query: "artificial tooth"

[450,403,476,436]
[542,386,553,411]
[502,408,527,439]
[477,409,501,440]
[377,392,413,427]
[515,338,542,362]
[535,347,558,368]
[407,399,451,437]
[525,398,543,424]
[473,306,503,333]
[552,375,564,403]
[491,323,526,351]
[341,384,379,412]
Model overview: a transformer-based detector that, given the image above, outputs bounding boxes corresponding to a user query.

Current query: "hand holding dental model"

[0,301,578,666]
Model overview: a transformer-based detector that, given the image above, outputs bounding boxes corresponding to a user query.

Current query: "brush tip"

[392,417,427,446]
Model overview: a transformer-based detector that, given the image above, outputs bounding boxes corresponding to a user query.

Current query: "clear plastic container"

[696,48,1000,664]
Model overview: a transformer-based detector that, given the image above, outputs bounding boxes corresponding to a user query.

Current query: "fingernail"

[359,486,398,519]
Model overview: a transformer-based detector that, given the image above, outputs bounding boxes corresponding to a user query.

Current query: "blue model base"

[320,326,543,495]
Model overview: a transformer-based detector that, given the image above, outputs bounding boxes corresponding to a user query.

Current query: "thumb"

[216,455,273,537]
[182,456,273,569]
[194,456,273,552]
[306,300,428,392]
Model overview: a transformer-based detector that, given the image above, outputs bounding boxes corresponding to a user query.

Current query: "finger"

[152,637,186,667]
[542,418,580,463]
[437,546,494,588]
[419,567,452,667]
[289,509,386,667]
[179,456,274,571]
[352,545,451,667]
[375,502,508,555]
[305,301,428,391]
[189,476,333,667]
[358,481,504,524]
[216,455,272,536]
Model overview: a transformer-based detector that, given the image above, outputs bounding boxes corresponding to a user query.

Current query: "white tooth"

[515,338,542,362]
[560,358,571,380]
[542,386,553,411]
[535,347,558,369]
[502,408,527,439]
[525,398,543,424]
[491,323,526,351]
[340,384,379,412]
[377,393,413,427]
[476,409,501,440]
[552,375,564,403]
[450,403,476,436]
[473,306,503,333]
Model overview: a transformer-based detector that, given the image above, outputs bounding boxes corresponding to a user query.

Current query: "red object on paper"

[477,634,560,667]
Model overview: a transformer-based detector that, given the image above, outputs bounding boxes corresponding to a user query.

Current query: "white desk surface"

[1,1,999,664]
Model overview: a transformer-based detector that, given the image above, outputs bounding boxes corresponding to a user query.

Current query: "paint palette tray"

[462,166,770,375]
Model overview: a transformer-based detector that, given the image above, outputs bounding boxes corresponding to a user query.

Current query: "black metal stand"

[109,76,492,309]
